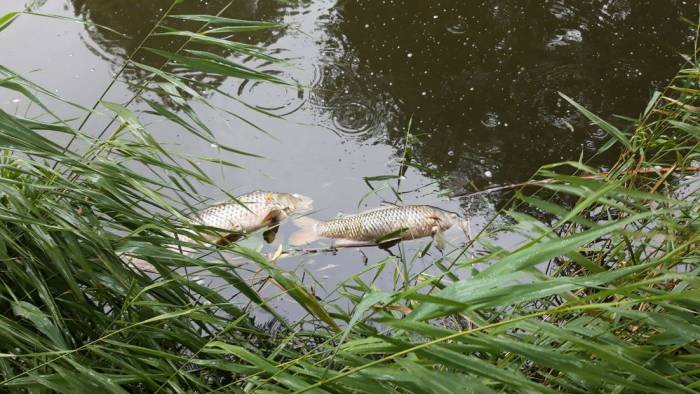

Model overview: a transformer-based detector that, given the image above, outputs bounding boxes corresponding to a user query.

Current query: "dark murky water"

[60,0,697,190]
[1,0,697,317]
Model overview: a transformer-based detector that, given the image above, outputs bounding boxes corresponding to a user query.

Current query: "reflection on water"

[66,0,696,198]
[311,43,400,138]
[70,0,290,97]
[327,0,696,192]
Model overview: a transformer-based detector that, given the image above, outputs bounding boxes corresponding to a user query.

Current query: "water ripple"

[330,99,376,135]
[445,16,467,35]
[309,43,391,138]
[236,70,307,116]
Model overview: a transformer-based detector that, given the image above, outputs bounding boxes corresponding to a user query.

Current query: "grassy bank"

[1,9,700,393]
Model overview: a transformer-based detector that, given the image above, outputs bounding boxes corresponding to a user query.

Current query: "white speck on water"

[318,264,338,272]
[364,23,369,28]
[484,170,493,178]
[407,52,413,58]
[433,15,439,19]
[447,150,455,156]
[421,91,427,96]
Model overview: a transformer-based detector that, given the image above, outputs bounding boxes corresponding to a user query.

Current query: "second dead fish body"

[289,205,465,248]
[126,190,313,272]
[183,190,314,245]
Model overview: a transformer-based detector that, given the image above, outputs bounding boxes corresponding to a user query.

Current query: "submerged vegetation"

[1,6,700,394]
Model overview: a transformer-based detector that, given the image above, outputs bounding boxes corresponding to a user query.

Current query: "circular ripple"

[236,70,307,116]
[307,46,350,109]
[589,127,608,140]
[582,139,597,152]
[330,100,376,135]
[445,17,467,34]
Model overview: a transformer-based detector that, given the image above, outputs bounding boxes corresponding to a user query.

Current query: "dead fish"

[289,205,464,249]
[125,190,313,273]
[185,190,314,244]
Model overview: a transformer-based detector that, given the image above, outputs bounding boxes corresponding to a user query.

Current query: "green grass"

[1,7,700,393]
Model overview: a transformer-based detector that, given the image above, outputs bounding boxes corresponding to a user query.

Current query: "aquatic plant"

[1,6,699,393]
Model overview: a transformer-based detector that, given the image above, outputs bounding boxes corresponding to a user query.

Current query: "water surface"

[0,0,696,317]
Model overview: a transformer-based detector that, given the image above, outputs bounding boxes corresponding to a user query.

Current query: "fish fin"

[263,226,279,244]
[289,216,321,246]
[432,227,446,252]
[334,239,372,248]
[216,232,242,246]
[261,209,282,226]
[377,239,401,249]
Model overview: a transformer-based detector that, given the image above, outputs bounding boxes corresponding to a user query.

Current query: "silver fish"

[289,205,464,247]
[126,190,313,272]
[186,190,313,243]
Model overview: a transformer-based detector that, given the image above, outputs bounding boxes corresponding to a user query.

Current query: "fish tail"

[289,216,321,246]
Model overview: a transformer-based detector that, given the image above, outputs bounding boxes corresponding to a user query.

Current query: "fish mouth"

[291,194,314,214]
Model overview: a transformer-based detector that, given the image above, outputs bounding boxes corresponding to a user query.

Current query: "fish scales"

[124,190,313,273]
[193,191,283,234]
[317,205,454,242]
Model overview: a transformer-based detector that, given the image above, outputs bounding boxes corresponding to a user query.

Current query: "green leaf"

[669,120,700,139]
[479,210,657,278]
[12,301,67,349]
[0,12,18,32]
[169,14,280,27]
[559,92,633,150]
[232,245,341,332]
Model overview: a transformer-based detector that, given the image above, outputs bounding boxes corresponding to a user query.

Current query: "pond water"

[0,0,696,318]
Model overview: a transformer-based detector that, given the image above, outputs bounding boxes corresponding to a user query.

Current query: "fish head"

[276,192,314,214]
[444,211,462,230]
[434,209,466,232]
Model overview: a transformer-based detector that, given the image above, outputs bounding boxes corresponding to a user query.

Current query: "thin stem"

[56,0,180,165]
[83,1,236,164]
